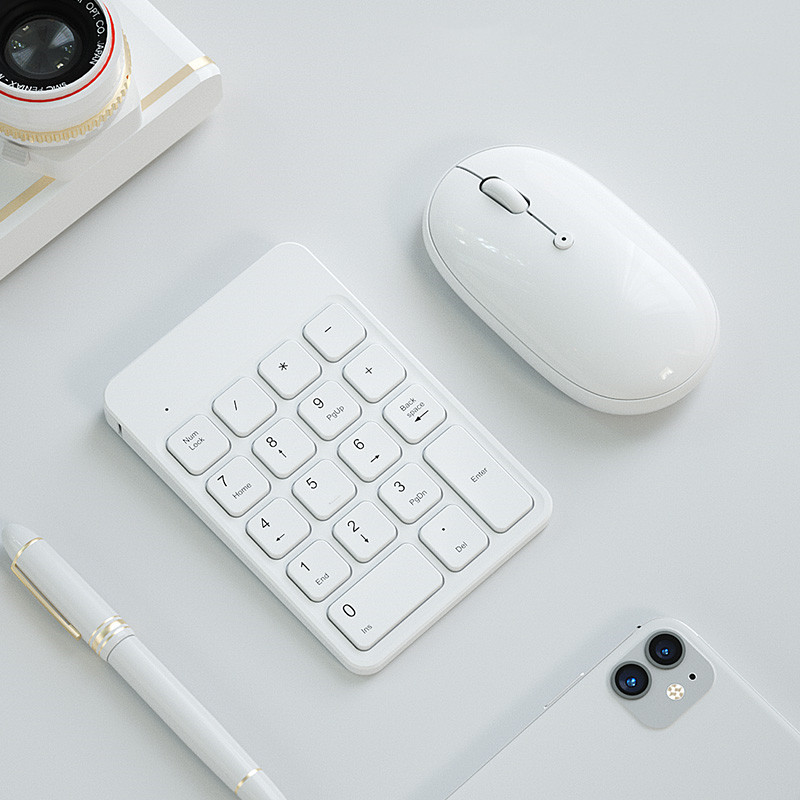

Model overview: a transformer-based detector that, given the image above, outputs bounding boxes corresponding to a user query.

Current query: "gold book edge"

[0,176,56,224]
[0,55,216,225]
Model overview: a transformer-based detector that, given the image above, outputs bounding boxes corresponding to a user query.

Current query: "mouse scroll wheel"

[479,177,530,214]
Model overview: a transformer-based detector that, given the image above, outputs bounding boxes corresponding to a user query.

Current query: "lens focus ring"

[647,632,685,669]
[612,662,651,699]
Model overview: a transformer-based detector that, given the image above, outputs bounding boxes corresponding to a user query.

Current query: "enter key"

[423,426,533,532]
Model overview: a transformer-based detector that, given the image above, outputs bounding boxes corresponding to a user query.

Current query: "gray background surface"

[1,1,799,798]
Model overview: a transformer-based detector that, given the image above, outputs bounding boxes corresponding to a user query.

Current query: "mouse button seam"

[455,164,484,181]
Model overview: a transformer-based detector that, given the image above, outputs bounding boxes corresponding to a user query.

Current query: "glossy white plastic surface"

[449,619,800,798]
[423,146,720,414]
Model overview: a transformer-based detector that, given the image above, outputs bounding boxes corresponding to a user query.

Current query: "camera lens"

[0,1,104,90]
[4,16,82,81]
[647,632,684,668]
[0,1,132,146]
[612,663,650,698]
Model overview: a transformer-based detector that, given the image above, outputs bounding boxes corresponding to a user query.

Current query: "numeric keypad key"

[293,460,357,520]
[253,418,316,478]
[207,456,270,517]
[258,340,321,399]
[288,540,351,601]
[303,304,366,361]
[344,344,406,402]
[298,381,362,440]
[338,422,401,481]
[333,502,397,562]
[383,384,446,444]
[378,463,442,523]
[247,498,311,559]
[167,415,230,476]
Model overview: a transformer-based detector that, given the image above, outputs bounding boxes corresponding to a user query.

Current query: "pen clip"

[11,538,82,640]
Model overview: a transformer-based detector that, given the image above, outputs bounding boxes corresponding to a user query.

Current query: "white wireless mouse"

[422,146,720,414]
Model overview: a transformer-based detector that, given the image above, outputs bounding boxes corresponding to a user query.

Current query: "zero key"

[327,544,443,650]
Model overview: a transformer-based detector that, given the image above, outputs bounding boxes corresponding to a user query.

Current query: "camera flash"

[667,683,685,700]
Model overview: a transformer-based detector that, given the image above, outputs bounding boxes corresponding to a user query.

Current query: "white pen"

[2,522,288,800]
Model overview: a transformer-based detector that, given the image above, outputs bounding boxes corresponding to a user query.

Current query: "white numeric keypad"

[111,245,552,673]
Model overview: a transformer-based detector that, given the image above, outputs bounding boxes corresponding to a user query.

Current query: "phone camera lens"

[612,663,650,698]
[4,16,82,81]
[647,632,684,668]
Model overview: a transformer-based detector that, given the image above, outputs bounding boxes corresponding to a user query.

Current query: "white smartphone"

[448,618,800,799]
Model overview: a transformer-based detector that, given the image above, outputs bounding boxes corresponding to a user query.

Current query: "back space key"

[327,544,443,650]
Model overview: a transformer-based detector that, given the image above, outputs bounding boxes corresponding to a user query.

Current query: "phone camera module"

[647,632,685,668]
[4,16,82,81]
[612,662,650,699]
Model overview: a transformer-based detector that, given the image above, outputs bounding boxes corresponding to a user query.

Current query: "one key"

[258,340,321,399]
[212,377,276,437]
[292,460,357,520]
[419,505,489,572]
[206,456,270,517]
[378,463,442,524]
[252,418,316,478]
[303,304,366,362]
[166,415,230,476]
[333,501,397,562]
[327,544,443,650]
[343,344,406,402]
[246,498,311,559]
[383,384,446,444]
[337,421,401,482]
[298,381,361,440]
[287,540,351,602]
[423,426,533,533]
